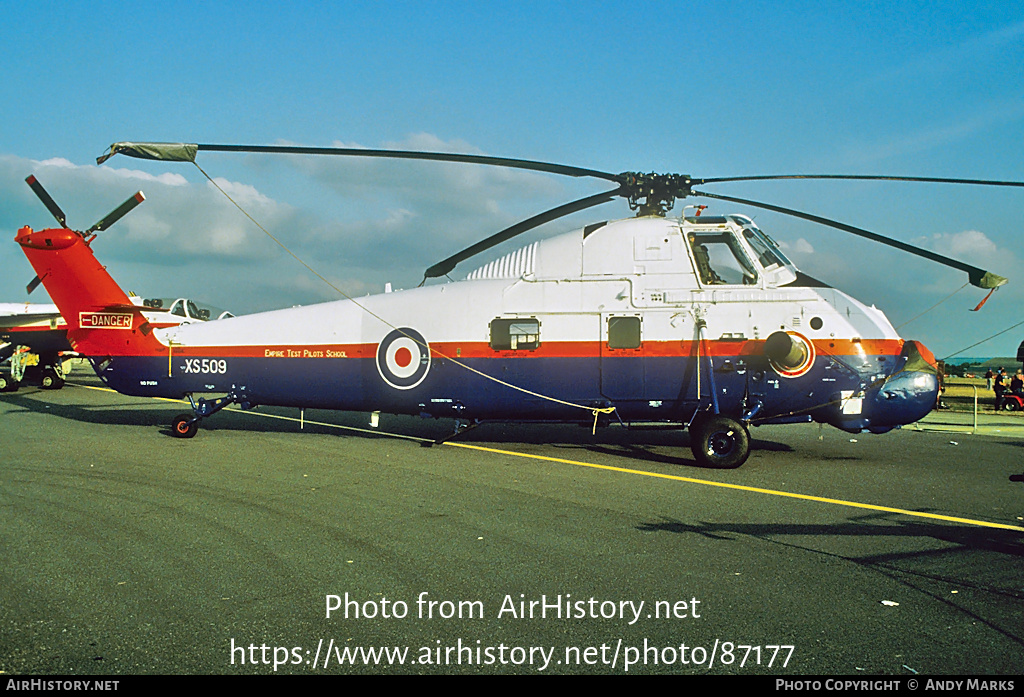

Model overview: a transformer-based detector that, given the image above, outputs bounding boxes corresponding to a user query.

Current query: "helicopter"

[13,142,1022,468]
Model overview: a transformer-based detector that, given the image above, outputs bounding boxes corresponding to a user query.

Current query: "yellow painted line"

[68,382,1024,532]
[443,441,1024,533]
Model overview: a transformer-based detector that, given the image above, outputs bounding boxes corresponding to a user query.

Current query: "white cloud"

[914,229,1008,268]
[0,137,623,314]
[32,155,190,186]
[778,237,814,255]
[382,132,480,154]
[34,157,76,169]
[0,152,307,312]
[105,167,188,187]
[207,177,276,207]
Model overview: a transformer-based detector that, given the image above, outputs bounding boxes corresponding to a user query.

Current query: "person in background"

[985,368,994,390]
[993,368,1007,411]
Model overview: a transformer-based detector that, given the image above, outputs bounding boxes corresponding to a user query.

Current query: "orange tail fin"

[16,226,157,356]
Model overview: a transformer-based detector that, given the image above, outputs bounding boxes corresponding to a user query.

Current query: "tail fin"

[16,226,158,356]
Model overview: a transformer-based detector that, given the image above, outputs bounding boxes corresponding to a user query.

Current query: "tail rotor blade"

[26,274,44,295]
[86,192,145,234]
[25,175,67,228]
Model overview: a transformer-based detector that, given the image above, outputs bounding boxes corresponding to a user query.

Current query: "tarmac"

[2,376,1023,675]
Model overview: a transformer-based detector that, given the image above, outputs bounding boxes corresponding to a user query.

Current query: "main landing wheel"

[690,415,750,469]
[0,374,16,392]
[172,413,199,439]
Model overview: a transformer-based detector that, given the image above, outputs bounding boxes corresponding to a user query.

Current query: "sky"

[1,0,1022,359]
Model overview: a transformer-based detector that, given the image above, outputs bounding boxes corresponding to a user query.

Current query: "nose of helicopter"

[863,340,940,432]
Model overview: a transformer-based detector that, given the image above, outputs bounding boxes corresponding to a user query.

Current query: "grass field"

[942,376,1020,414]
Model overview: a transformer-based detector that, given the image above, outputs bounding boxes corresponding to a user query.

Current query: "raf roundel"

[376,328,431,390]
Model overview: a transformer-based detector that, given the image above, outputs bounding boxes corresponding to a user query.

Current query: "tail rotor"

[23,175,144,294]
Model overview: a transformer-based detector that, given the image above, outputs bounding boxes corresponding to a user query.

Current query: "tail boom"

[16,226,161,357]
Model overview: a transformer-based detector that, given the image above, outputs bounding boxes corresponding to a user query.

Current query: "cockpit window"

[742,228,785,270]
[688,232,758,286]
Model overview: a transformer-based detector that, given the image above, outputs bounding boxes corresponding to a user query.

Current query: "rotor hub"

[619,172,694,216]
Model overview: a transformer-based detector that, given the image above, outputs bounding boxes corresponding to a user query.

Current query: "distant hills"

[944,357,1021,376]
[949,357,1019,368]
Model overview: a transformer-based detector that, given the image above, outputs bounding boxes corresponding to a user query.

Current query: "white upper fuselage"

[153,214,899,351]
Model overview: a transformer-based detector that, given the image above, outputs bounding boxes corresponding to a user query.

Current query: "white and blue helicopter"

[14,142,1021,468]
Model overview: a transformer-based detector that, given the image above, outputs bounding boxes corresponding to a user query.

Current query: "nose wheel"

[690,414,750,469]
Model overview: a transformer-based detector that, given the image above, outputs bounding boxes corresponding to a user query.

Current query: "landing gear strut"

[170,388,252,438]
[689,414,750,469]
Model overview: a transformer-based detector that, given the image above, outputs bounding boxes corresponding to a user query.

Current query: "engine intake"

[764,331,814,377]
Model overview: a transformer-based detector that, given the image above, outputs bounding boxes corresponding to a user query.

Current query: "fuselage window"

[688,232,758,286]
[490,318,540,351]
[607,316,641,349]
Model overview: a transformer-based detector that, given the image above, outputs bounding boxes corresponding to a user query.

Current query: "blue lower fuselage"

[92,347,938,434]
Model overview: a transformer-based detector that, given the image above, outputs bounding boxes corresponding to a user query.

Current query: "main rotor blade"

[424,189,621,280]
[98,141,623,184]
[85,192,145,234]
[25,175,67,227]
[692,189,1007,290]
[697,174,1024,188]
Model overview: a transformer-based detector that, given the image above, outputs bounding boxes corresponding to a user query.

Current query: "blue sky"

[1,1,1022,359]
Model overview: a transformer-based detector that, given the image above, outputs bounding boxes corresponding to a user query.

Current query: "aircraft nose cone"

[868,340,940,429]
[872,369,940,424]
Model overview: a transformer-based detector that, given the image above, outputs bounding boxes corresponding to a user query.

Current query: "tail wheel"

[172,413,199,438]
[690,415,750,469]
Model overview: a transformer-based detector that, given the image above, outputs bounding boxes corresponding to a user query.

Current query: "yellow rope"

[193,161,615,418]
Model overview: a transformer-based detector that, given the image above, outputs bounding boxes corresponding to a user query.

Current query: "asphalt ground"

[1,375,1023,676]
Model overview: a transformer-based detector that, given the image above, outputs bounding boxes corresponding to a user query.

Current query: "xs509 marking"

[182,358,228,374]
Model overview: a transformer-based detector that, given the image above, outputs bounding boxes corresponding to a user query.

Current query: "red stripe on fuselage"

[88,337,906,360]
[1,324,66,334]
